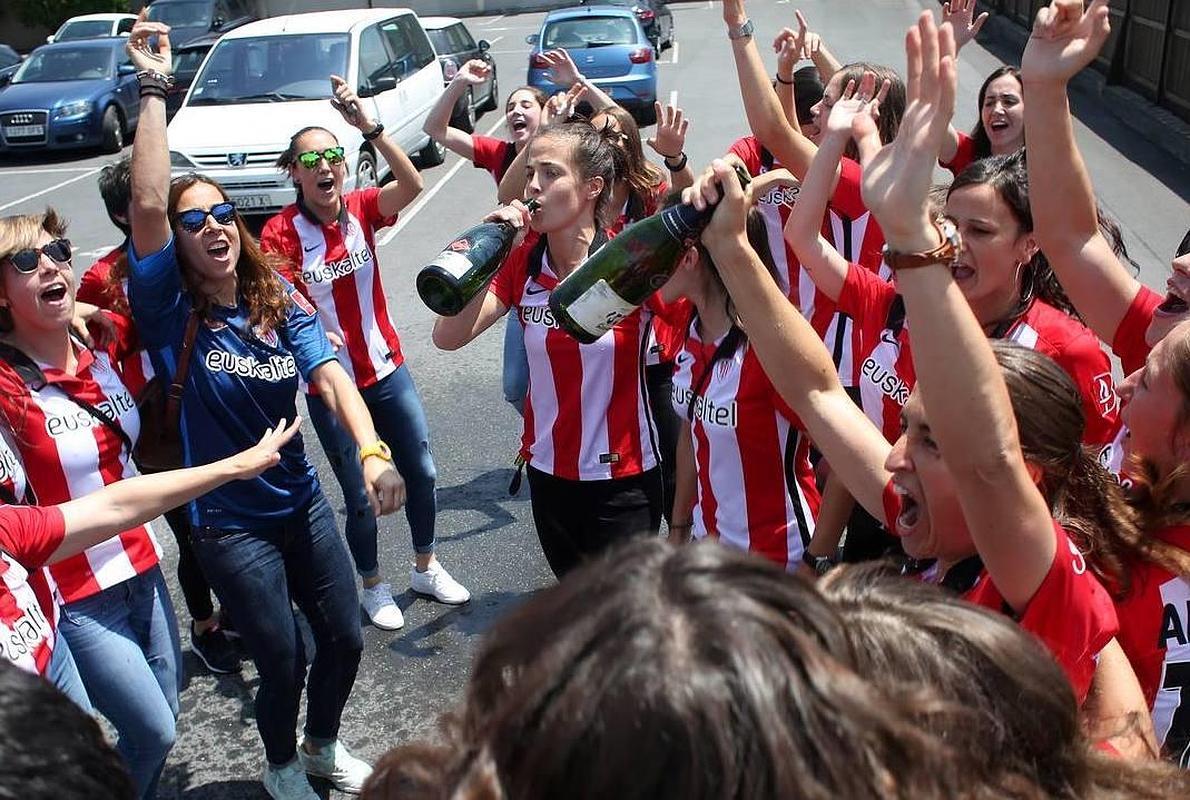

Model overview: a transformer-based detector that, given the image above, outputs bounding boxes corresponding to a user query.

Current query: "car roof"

[176,31,225,51]
[60,13,136,22]
[420,17,463,29]
[221,8,415,38]
[544,5,639,22]
[38,38,125,50]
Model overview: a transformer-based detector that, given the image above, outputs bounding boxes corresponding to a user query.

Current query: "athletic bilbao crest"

[289,288,316,316]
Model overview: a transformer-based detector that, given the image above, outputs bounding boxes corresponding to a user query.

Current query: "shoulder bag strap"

[164,311,200,432]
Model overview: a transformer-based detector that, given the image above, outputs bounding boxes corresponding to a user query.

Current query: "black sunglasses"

[6,238,71,273]
[176,201,238,233]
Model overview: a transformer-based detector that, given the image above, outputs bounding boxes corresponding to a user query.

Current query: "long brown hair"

[592,105,664,223]
[991,341,1144,596]
[167,174,290,334]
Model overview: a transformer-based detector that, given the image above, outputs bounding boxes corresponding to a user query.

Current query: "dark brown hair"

[362,539,970,800]
[832,62,906,156]
[969,66,1023,160]
[532,121,623,229]
[168,174,291,334]
[592,105,665,223]
[505,85,548,114]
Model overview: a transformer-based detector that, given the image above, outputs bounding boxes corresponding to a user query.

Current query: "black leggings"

[162,506,216,622]
[646,362,680,525]
[527,466,663,578]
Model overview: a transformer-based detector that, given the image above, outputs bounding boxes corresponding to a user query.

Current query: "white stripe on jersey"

[1008,322,1040,349]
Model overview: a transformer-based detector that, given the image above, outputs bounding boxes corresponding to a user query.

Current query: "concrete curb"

[977,14,1190,171]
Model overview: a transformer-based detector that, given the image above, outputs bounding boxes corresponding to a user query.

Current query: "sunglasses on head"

[176,201,238,233]
[296,147,346,169]
[6,238,71,273]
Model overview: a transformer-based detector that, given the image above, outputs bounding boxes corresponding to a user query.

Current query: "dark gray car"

[422,16,497,133]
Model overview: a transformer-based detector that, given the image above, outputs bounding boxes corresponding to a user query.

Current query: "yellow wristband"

[358,441,392,465]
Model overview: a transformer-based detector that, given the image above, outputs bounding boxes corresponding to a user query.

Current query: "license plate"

[4,125,44,138]
[233,194,273,209]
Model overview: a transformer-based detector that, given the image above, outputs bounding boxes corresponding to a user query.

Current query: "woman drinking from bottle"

[659,197,820,570]
[1023,0,1190,761]
[433,121,663,578]
[125,18,403,799]
[261,76,469,633]
[0,210,182,800]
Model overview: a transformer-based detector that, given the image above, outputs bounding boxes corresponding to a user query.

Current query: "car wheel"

[450,88,476,133]
[356,149,378,190]
[419,136,446,168]
[479,69,499,113]
[100,106,124,154]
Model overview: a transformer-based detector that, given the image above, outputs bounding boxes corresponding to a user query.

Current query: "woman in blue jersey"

[124,19,403,800]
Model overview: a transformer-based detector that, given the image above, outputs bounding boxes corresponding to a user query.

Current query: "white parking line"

[0,167,101,213]
[487,36,503,46]
[482,15,505,25]
[662,40,680,65]
[669,90,678,108]
[0,166,103,175]
[378,115,506,247]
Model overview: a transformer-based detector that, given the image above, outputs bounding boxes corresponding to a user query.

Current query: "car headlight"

[54,100,92,118]
[170,151,196,169]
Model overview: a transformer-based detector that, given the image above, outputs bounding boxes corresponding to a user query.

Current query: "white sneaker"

[360,582,404,630]
[263,758,319,800]
[298,739,372,795]
[410,560,471,605]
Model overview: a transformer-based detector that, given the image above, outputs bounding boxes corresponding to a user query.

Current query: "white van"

[166,8,445,215]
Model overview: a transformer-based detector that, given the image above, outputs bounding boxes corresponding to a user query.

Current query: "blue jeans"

[190,491,363,767]
[306,365,438,578]
[58,565,181,800]
[502,313,529,414]
[46,632,92,713]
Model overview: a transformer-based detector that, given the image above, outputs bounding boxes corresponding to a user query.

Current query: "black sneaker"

[190,622,241,675]
[218,608,239,640]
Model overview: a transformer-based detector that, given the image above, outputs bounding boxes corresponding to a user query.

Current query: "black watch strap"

[363,123,385,141]
[802,551,836,576]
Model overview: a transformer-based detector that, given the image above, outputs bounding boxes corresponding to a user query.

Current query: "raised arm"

[422,60,491,161]
[936,2,989,166]
[1021,0,1136,342]
[646,101,695,192]
[723,0,818,180]
[861,12,1054,612]
[784,74,887,301]
[330,74,422,217]
[126,13,173,259]
[539,49,615,112]
[688,163,894,520]
[55,420,299,563]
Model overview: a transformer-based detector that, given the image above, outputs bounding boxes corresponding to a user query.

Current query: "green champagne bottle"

[549,165,751,344]
[417,199,540,316]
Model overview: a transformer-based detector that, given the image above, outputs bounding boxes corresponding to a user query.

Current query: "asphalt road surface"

[0,2,1187,798]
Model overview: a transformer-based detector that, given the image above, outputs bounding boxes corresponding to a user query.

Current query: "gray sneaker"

[262,758,318,800]
[298,740,372,795]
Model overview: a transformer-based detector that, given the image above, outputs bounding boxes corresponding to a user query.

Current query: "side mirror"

[478,39,490,53]
[357,74,397,97]
[46,36,54,44]
[0,73,12,88]
[526,34,539,45]
[212,16,225,30]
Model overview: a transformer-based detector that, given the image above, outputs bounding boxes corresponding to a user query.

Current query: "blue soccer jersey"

[128,237,337,530]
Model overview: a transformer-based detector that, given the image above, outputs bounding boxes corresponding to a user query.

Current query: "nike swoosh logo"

[303,244,319,252]
[525,286,548,296]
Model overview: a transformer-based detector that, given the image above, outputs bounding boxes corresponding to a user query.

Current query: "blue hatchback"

[0,38,139,154]
[527,5,657,125]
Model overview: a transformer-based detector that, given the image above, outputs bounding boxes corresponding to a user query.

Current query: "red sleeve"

[645,296,691,362]
[353,187,398,232]
[489,233,537,307]
[940,131,977,176]
[1014,522,1119,704]
[728,136,763,175]
[0,505,65,570]
[830,157,867,220]
[259,212,302,285]
[76,249,125,309]
[1112,285,1162,376]
[1051,331,1119,446]
[836,261,897,330]
[472,135,510,178]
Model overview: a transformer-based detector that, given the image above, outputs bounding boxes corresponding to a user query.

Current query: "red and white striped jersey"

[0,342,159,604]
[1003,300,1119,446]
[0,505,64,677]
[1102,286,1163,475]
[77,246,156,397]
[837,263,915,444]
[490,232,659,481]
[261,188,404,390]
[671,321,819,570]
[728,136,800,298]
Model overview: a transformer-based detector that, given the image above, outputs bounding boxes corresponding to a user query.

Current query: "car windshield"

[188,33,349,105]
[543,16,638,49]
[173,46,210,81]
[13,47,112,83]
[57,20,115,41]
[426,29,453,54]
[146,2,211,29]
[0,48,19,69]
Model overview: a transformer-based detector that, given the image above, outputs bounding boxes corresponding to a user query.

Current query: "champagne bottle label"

[427,248,473,280]
[565,279,636,339]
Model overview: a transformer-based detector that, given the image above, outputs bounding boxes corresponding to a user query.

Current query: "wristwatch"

[727,19,754,40]
[358,441,393,465]
[883,218,962,271]
[802,551,836,577]
[363,122,385,141]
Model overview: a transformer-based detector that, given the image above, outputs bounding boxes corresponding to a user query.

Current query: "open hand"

[70,302,117,350]
[540,49,582,87]
[1021,0,1111,84]
[125,10,172,75]
[646,102,688,158]
[543,83,586,124]
[329,74,376,130]
[824,72,891,141]
[229,418,302,479]
[942,0,989,52]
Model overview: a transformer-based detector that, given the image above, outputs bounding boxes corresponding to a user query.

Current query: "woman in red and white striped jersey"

[0,209,184,799]
[433,121,664,578]
[660,198,819,572]
[1023,0,1190,762]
